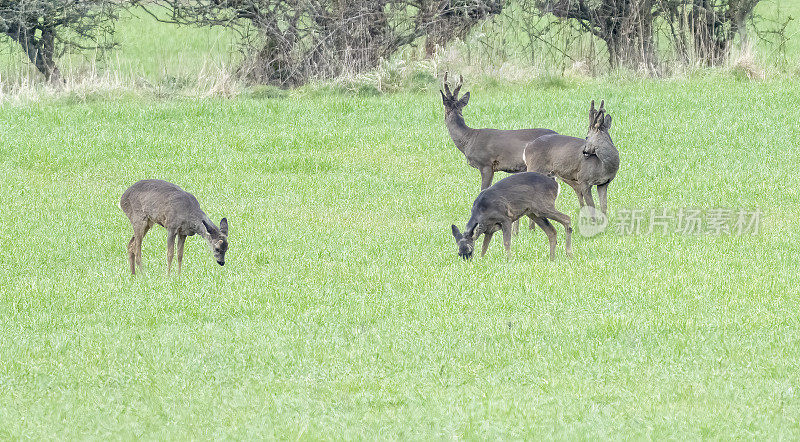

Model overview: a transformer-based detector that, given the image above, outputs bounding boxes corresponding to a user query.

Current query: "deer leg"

[597,182,610,215]
[501,223,513,259]
[481,232,494,257]
[532,217,557,261]
[136,222,151,269]
[135,235,143,270]
[584,185,600,222]
[127,236,137,276]
[129,220,151,274]
[511,219,520,236]
[479,167,494,191]
[582,185,596,210]
[176,234,187,274]
[565,180,584,207]
[545,210,573,257]
[166,230,177,275]
[527,215,537,231]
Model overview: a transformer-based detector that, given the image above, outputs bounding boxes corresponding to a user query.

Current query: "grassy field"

[1,2,800,438]
[0,75,799,438]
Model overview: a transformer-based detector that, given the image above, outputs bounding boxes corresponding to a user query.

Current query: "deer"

[523,100,619,215]
[450,172,572,261]
[120,179,229,275]
[440,72,557,191]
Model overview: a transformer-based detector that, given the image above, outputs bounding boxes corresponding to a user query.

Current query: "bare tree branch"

[0,0,128,81]
[141,0,505,86]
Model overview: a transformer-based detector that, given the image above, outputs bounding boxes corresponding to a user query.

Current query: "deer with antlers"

[440,73,557,191]
[523,100,620,215]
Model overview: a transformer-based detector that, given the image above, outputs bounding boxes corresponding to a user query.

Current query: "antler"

[452,75,464,98]
[591,100,606,129]
[594,110,605,129]
[442,72,466,99]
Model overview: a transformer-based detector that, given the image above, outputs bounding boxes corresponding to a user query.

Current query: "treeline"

[0,0,776,85]
[523,0,771,74]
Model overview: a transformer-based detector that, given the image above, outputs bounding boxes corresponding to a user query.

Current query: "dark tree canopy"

[418,0,505,56]
[542,0,657,70]
[141,0,505,86]
[530,0,763,72]
[0,0,123,81]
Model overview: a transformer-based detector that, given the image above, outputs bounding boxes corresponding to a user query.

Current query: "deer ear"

[603,114,612,130]
[219,218,228,236]
[451,225,462,241]
[202,220,215,235]
[457,92,469,107]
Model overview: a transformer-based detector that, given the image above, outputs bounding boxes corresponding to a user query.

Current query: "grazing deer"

[523,100,619,215]
[451,172,572,261]
[120,179,228,275]
[440,72,557,191]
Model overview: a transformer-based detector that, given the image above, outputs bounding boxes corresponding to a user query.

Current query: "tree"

[415,0,505,57]
[529,0,763,72]
[539,0,658,71]
[141,0,505,86]
[0,0,124,82]
[686,0,762,65]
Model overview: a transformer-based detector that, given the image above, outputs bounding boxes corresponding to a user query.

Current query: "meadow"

[1,6,800,440]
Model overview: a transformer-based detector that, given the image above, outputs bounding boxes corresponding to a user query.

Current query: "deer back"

[469,172,559,227]
[120,179,209,236]
[524,134,586,180]
[441,73,556,174]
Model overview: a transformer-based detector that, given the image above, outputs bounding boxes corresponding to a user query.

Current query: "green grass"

[1,77,799,438]
[110,7,239,82]
[0,6,239,84]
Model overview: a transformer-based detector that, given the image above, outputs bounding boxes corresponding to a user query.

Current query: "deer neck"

[595,142,620,175]
[445,111,474,153]
[465,217,486,240]
[195,215,215,241]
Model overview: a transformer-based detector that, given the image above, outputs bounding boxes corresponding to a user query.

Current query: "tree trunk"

[691,0,726,65]
[5,25,61,82]
[604,24,623,70]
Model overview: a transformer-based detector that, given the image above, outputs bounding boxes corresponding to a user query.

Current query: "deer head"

[451,224,475,259]
[440,72,470,117]
[451,223,488,260]
[203,218,229,266]
[584,100,613,157]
